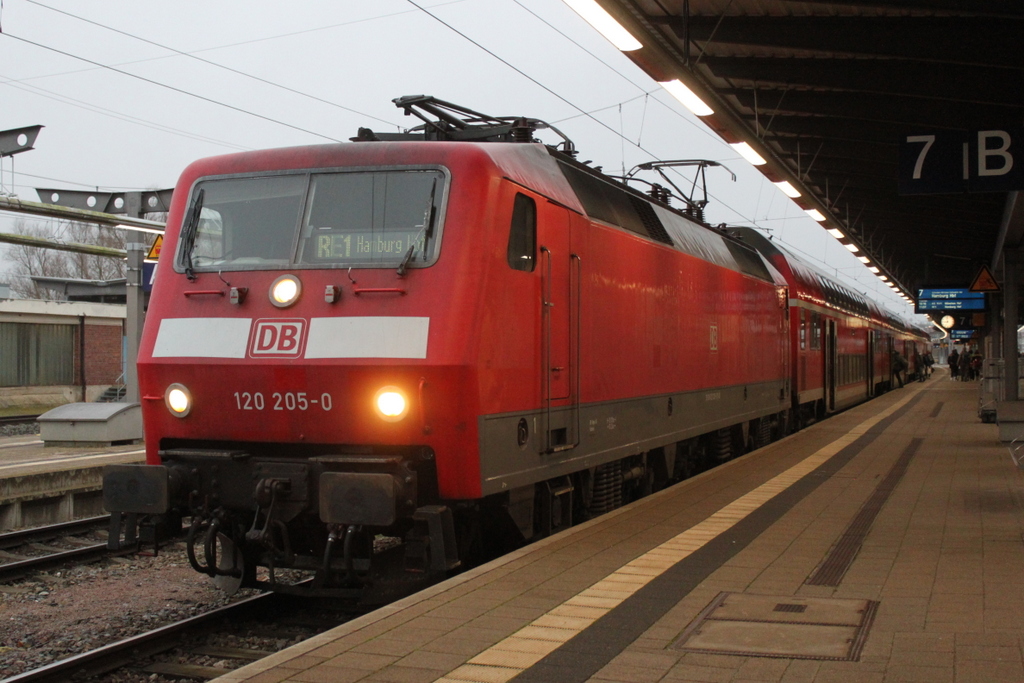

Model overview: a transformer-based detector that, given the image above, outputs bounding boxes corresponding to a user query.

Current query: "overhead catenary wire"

[1,31,346,143]
[0,72,252,152]
[6,2,467,90]
[24,0,400,129]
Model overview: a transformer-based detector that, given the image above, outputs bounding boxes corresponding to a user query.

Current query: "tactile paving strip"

[806,437,922,586]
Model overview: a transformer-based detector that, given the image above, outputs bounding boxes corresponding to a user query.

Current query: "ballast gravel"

[0,541,267,681]
[0,422,40,438]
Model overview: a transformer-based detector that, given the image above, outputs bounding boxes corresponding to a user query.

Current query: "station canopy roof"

[598,0,1024,302]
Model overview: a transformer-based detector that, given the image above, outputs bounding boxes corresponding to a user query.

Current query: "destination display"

[917,298,986,311]
[915,286,987,315]
[917,288,983,300]
[950,329,978,340]
[306,230,427,263]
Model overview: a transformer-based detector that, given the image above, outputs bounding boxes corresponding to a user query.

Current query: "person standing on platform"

[969,349,982,381]
[959,349,972,380]
[948,348,960,380]
[893,350,907,388]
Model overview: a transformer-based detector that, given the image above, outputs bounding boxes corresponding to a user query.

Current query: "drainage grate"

[806,437,922,586]
[774,603,808,613]
[673,593,879,661]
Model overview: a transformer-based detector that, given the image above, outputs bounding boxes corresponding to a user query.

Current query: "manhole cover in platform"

[672,593,879,661]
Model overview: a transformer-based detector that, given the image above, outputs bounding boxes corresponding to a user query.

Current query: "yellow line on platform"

[434,386,926,683]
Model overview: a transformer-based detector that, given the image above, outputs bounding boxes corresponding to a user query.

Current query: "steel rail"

[0,515,109,549]
[0,414,41,427]
[0,591,280,683]
[0,543,109,581]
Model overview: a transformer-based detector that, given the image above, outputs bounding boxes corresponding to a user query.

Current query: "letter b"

[278,325,299,351]
[978,130,1013,177]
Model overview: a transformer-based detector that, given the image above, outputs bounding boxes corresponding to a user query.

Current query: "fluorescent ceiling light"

[858,256,870,263]
[844,243,860,253]
[827,228,845,239]
[805,209,826,222]
[774,181,801,198]
[659,79,714,116]
[730,142,766,166]
[880,275,888,281]
[868,266,880,273]
[563,0,643,51]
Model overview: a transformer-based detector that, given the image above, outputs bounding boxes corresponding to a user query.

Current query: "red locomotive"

[104,97,928,596]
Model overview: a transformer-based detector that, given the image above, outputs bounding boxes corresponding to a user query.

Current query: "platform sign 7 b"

[899,128,1024,195]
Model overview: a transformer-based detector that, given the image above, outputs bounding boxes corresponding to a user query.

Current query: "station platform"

[212,371,1024,683]
[0,436,144,477]
[0,435,144,529]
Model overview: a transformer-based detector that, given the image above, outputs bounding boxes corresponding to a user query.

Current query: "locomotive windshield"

[181,168,445,272]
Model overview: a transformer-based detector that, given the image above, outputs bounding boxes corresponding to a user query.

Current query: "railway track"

[0,516,117,582]
[0,414,40,429]
[3,588,359,682]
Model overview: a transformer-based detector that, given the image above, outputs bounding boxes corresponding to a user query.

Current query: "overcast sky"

[0,0,925,320]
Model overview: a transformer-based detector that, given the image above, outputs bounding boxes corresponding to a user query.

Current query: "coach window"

[799,308,806,350]
[811,313,821,350]
[507,193,536,272]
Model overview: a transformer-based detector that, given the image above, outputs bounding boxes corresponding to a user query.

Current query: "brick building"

[0,299,125,408]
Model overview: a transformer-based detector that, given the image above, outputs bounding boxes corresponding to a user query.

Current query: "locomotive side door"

[537,201,576,451]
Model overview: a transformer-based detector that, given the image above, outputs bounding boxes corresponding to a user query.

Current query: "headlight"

[270,274,301,308]
[374,386,408,422]
[165,383,192,418]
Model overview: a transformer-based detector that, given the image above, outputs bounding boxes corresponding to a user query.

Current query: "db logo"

[248,319,306,358]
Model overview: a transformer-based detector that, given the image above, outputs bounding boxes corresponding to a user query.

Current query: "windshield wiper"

[397,244,416,277]
[181,188,205,281]
[397,178,438,277]
[423,178,438,240]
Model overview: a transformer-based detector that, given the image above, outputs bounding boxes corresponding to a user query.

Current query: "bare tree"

[5,218,128,299]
